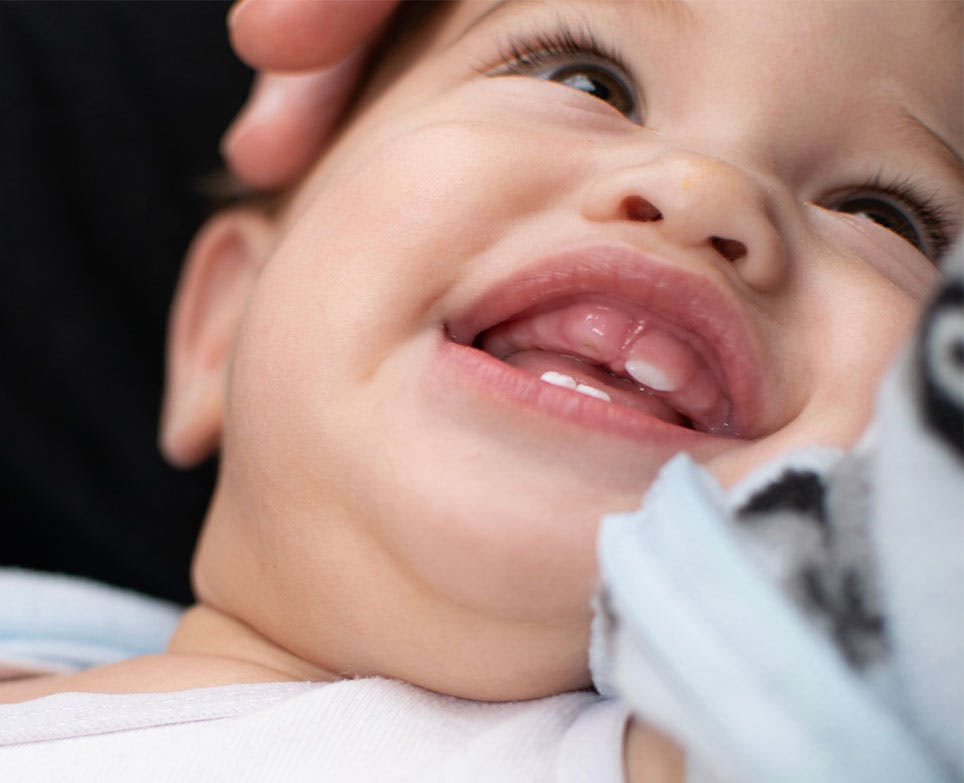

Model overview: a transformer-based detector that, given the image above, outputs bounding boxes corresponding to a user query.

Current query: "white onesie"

[0,677,628,782]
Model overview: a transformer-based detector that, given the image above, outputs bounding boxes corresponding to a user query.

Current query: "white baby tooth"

[540,371,578,389]
[540,371,611,401]
[625,358,677,392]
[575,383,612,402]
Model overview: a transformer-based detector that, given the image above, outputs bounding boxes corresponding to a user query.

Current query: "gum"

[480,300,727,426]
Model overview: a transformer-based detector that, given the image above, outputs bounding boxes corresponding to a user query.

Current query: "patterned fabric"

[591,241,964,783]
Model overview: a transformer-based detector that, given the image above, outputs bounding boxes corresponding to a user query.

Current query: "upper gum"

[480,296,723,386]
[477,297,734,431]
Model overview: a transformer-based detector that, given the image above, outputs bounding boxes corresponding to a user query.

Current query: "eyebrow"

[447,0,543,49]
[456,0,520,40]
[450,0,693,48]
[896,108,963,177]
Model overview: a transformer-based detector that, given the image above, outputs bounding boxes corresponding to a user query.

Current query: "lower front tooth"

[540,371,578,389]
[540,371,612,402]
[575,383,611,402]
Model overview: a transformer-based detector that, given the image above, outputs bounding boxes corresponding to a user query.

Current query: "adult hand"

[223,0,398,190]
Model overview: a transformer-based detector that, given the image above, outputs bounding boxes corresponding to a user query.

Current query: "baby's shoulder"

[0,653,292,705]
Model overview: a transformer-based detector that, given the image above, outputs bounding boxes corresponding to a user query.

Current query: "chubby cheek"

[801,257,924,420]
[219,117,605,625]
[708,260,924,487]
[238,113,576,400]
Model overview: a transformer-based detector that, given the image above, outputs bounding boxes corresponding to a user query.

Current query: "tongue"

[479,300,730,431]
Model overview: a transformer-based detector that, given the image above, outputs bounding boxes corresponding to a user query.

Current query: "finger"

[221,53,366,191]
[228,0,397,72]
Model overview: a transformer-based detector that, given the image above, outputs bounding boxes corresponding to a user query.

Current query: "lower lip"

[432,336,736,449]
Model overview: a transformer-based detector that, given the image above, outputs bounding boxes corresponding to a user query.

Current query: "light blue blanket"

[0,569,181,675]
[592,244,964,782]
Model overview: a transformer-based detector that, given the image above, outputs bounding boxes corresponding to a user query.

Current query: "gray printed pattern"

[734,249,963,673]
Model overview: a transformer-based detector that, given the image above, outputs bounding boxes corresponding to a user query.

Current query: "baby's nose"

[581,150,788,292]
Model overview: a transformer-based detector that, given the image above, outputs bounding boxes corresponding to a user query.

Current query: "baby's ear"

[159,208,275,468]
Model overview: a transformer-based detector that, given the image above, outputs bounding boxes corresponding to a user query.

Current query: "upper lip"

[445,243,766,438]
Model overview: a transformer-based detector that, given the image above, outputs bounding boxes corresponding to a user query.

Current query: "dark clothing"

[0,1,251,604]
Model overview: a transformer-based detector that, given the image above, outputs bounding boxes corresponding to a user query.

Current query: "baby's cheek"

[707,285,920,487]
[329,123,577,256]
[301,77,606,260]
[804,204,940,300]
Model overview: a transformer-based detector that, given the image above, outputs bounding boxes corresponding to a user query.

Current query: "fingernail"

[227,0,255,29]
[219,117,246,166]
[220,75,283,158]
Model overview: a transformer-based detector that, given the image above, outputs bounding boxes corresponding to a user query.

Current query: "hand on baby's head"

[222,0,399,190]
[163,0,961,702]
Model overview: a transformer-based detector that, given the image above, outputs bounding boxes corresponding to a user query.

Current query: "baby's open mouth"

[474,298,733,434]
[445,245,765,440]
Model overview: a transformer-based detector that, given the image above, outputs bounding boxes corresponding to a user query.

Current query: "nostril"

[710,236,748,263]
[623,195,663,222]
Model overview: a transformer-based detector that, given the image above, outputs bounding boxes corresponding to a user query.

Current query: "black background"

[1,1,252,604]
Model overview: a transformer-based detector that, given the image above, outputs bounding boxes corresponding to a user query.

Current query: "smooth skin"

[5,4,961,782]
[182,0,958,704]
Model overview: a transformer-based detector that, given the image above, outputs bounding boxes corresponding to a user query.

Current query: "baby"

[0,1,960,781]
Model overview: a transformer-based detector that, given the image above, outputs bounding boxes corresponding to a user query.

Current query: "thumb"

[228,0,397,72]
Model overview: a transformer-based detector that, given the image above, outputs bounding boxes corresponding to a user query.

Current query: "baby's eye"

[532,60,636,118]
[489,27,640,121]
[823,185,954,262]
[829,192,924,249]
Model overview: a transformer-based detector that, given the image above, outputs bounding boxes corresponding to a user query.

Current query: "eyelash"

[482,21,635,101]
[828,173,957,261]
[481,23,957,261]
[499,25,624,72]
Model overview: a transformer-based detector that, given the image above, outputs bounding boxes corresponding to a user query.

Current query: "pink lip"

[442,243,766,440]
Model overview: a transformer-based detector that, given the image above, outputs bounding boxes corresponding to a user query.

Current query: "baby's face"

[193,1,961,698]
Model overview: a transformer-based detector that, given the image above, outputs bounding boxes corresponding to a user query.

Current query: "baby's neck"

[167,603,338,683]
[0,604,338,704]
